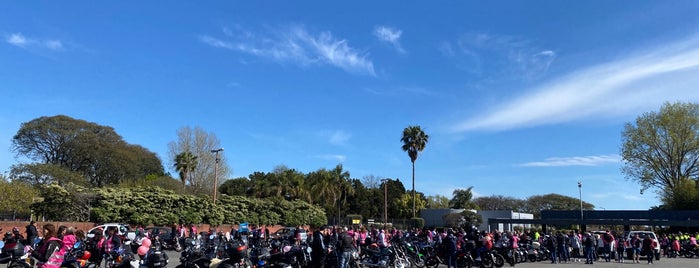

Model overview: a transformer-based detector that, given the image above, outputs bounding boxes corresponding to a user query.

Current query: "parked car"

[87,223,137,241]
[626,230,661,261]
[271,227,308,242]
[145,226,173,238]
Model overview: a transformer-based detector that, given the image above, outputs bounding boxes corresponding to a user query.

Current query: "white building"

[420,209,533,231]
[478,210,533,232]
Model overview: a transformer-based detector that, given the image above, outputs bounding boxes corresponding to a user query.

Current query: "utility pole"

[211,148,224,205]
[578,181,583,220]
[381,178,390,225]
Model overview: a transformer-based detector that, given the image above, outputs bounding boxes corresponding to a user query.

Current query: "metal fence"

[0,211,31,221]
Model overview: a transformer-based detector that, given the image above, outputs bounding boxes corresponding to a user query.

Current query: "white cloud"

[200,25,375,76]
[6,33,27,47]
[328,130,351,146]
[316,154,347,162]
[6,33,66,51]
[444,33,556,79]
[452,35,699,132]
[520,155,621,167]
[374,25,405,54]
[363,85,434,96]
[44,40,63,50]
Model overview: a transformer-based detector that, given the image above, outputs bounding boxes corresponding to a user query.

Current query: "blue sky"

[3,1,699,210]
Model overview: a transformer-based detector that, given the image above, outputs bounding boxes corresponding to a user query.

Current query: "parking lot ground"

[501,258,696,268]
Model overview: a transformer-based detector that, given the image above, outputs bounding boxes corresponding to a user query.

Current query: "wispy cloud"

[363,85,434,96]
[441,32,556,78]
[328,130,351,146]
[374,25,405,54]
[315,154,347,163]
[5,33,64,51]
[452,35,699,132]
[520,154,621,167]
[200,25,375,76]
[6,33,27,47]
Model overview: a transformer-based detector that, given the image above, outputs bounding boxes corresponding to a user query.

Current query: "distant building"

[478,210,533,232]
[420,208,465,227]
[420,209,533,231]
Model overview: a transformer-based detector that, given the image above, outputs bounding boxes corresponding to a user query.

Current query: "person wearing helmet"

[11,227,24,243]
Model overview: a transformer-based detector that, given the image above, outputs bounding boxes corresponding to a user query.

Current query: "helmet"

[12,227,19,233]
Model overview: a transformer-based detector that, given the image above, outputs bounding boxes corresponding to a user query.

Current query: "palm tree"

[449,187,477,209]
[174,151,198,190]
[401,125,429,218]
[330,164,353,224]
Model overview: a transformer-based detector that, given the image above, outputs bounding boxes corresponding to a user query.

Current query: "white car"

[592,231,616,257]
[626,230,660,261]
[86,223,137,241]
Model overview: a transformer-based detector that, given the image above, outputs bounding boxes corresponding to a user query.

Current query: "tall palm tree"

[401,125,429,218]
[330,164,353,223]
[310,170,338,218]
[174,151,198,190]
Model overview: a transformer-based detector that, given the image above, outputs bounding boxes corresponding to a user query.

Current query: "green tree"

[0,179,38,218]
[9,163,84,186]
[621,102,699,208]
[461,210,482,226]
[393,192,427,218]
[309,168,339,220]
[348,179,379,220]
[524,193,594,218]
[473,195,526,211]
[174,151,198,189]
[380,179,406,219]
[11,115,164,187]
[449,187,478,209]
[219,177,253,196]
[660,177,699,210]
[401,125,429,217]
[426,195,451,209]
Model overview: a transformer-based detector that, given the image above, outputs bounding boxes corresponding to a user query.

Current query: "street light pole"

[211,148,224,205]
[578,181,583,220]
[381,178,389,225]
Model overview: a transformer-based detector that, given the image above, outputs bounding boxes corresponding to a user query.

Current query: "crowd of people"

[4,221,699,268]
[1,222,129,268]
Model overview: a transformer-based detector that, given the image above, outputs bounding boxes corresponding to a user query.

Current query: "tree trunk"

[412,161,416,218]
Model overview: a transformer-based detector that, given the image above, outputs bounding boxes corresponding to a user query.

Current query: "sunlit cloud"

[374,25,405,54]
[520,155,621,167]
[200,25,375,76]
[452,35,699,132]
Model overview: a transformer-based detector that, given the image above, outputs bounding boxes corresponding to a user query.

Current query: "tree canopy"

[622,102,699,209]
[11,115,164,187]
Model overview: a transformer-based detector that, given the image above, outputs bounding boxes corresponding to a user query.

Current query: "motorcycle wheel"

[424,256,439,268]
[480,257,494,268]
[455,256,471,268]
[392,257,410,268]
[492,253,505,268]
[410,255,426,268]
[527,254,536,262]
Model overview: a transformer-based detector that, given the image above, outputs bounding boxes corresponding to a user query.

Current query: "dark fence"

[0,211,31,221]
